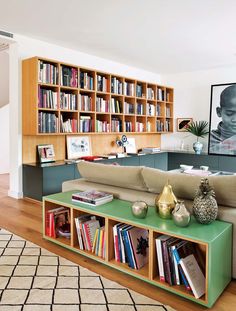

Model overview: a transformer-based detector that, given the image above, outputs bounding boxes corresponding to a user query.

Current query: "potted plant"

[185,121,209,154]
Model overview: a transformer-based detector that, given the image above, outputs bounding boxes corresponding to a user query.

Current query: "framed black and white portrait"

[208,83,236,156]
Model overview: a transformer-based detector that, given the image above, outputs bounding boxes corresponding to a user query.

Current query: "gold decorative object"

[155,181,178,219]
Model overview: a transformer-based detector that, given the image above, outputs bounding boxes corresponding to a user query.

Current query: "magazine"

[72,190,113,206]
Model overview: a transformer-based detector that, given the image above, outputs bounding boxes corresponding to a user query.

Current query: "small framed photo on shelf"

[66,136,91,159]
[177,118,193,132]
[37,144,55,163]
[126,137,137,154]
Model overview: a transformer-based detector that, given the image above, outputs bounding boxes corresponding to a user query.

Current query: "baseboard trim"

[8,190,23,199]
[23,197,41,205]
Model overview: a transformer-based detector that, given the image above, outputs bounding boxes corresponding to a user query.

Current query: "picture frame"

[126,137,137,154]
[208,83,236,156]
[66,136,91,159]
[177,118,193,132]
[37,144,55,163]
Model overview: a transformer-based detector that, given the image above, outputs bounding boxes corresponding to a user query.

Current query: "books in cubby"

[136,103,144,115]
[80,115,93,132]
[38,87,58,109]
[38,112,59,133]
[125,121,134,132]
[96,120,110,133]
[113,223,149,270]
[111,77,123,94]
[96,97,110,113]
[165,119,171,132]
[72,190,113,206]
[45,206,71,239]
[156,120,164,132]
[74,214,106,258]
[147,103,155,116]
[157,88,165,101]
[124,81,135,96]
[155,235,205,299]
[60,66,78,87]
[111,117,122,132]
[38,60,58,84]
[124,102,135,114]
[147,87,155,100]
[136,122,144,132]
[79,94,92,111]
[156,104,161,116]
[60,115,78,133]
[110,98,122,113]
[60,92,77,110]
[136,84,144,98]
[97,74,108,92]
[80,72,94,90]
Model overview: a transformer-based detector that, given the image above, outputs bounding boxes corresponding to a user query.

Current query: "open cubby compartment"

[79,112,95,132]
[151,231,207,304]
[38,85,59,110]
[96,71,111,93]
[124,115,135,132]
[107,219,150,279]
[96,93,110,113]
[146,116,156,132]
[110,95,124,114]
[38,59,59,85]
[79,68,95,90]
[156,102,166,117]
[96,113,111,133]
[166,87,174,103]
[124,97,135,115]
[60,64,78,88]
[79,90,95,112]
[124,78,135,97]
[136,81,147,99]
[165,103,173,118]
[157,86,166,101]
[60,111,79,133]
[147,84,156,100]
[136,98,146,116]
[156,117,165,132]
[165,118,173,132]
[111,114,123,132]
[136,116,146,132]
[72,208,106,259]
[146,102,156,117]
[111,75,124,95]
[38,110,59,134]
[60,88,78,111]
[44,200,72,247]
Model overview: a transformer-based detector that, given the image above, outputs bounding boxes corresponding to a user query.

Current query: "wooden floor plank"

[0,173,235,311]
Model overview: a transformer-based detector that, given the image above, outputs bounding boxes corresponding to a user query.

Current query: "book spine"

[162,241,172,285]
[156,239,165,282]
[122,229,134,269]
[173,249,191,291]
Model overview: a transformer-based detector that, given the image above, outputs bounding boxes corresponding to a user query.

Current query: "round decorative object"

[193,178,218,224]
[155,182,178,219]
[131,201,148,219]
[193,141,203,154]
[172,200,191,227]
[121,135,128,143]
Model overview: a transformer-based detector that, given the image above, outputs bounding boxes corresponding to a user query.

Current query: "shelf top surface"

[44,190,231,243]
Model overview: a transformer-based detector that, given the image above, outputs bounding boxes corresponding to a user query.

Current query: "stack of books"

[113,224,149,270]
[142,147,161,153]
[72,190,113,206]
[45,206,71,239]
[74,214,106,258]
[155,235,205,299]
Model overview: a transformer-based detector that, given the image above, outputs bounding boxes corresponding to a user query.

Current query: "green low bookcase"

[42,191,232,307]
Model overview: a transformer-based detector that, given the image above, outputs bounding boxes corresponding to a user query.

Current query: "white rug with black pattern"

[0,228,176,311]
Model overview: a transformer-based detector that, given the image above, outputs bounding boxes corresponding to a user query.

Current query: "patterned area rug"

[0,228,176,311]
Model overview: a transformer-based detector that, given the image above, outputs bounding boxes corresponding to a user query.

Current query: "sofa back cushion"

[77,161,147,191]
[141,167,236,208]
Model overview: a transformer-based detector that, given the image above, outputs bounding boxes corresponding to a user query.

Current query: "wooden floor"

[0,174,235,311]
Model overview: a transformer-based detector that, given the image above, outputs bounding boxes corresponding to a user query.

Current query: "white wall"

[0,104,9,174]
[9,34,162,198]
[161,65,236,152]
[0,50,9,108]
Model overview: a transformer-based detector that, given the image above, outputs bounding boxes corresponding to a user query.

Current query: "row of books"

[165,107,171,118]
[60,92,77,110]
[113,223,149,270]
[97,75,108,92]
[96,98,110,113]
[155,235,205,299]
[124,102,135,114]
[110,98,122,113]
[124,121,134,132]
[60,116,78,133]
[147,87,155,100]
[60,66,78,87]
[72,190,113,206]
[136,84,144,98]
[147,103,155,116]
[124,82,135,96]
[79,94,92,111]
[111,77,123,94]
[45,206,71,239]
[156,104,162,116]
[38,88,58,109]
[38,112,59,133]
[80,115,93,132]
[157,88,165,101]
[165,119,171,132]
[111,118,122,132]
[136,122,145,132]
[156,120,165,132]
[80,72,94,90]
[96,120,110,133]
[38,61,58,84]
[137,103,144,115]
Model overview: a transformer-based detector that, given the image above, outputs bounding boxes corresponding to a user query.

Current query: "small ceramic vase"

[193,141,203,154]
[172,200,191,227]
[131,201,148,219]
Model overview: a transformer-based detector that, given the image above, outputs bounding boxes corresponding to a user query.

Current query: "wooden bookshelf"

[22,56,174,136]
[43,191,232,308]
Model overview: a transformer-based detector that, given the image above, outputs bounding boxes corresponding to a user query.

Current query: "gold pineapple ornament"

[193,178,218,224]
[156,181,178,219]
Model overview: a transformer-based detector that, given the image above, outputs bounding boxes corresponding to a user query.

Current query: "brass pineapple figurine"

[193,178,218,224]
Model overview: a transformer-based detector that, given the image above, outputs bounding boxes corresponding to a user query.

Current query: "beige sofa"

[62,161,236,278]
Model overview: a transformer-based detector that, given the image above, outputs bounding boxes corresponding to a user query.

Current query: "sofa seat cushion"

[77,161,147,191]
[142,167,236,208]
[62,178,156,206]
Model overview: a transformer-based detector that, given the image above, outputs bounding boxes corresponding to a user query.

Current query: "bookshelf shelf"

[43,191,232,308]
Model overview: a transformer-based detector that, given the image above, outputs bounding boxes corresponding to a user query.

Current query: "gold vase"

[155,182,178,219]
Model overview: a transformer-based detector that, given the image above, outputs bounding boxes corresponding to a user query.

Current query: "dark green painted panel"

[154,153,168,170]
[139,154,155,167]
[218,156,236,172]
[122,156,139,166]
[23,165,43,201]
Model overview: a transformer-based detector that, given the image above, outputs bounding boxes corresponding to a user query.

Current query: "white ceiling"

[1,0,236,74]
